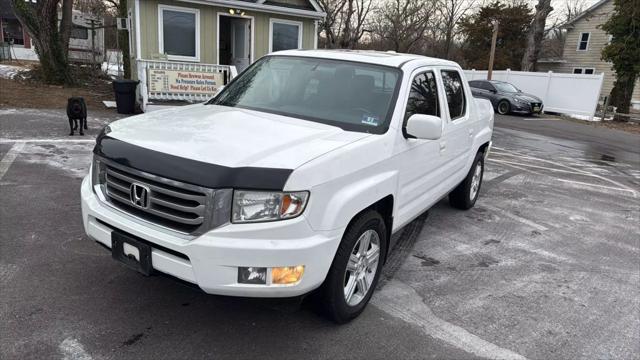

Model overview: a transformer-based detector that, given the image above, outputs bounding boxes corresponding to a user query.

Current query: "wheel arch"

[343,195,394,264]
[478,141,491,155]
[497,98,511,108]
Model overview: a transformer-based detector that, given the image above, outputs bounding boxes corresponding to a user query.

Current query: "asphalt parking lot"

[1,108,639,359]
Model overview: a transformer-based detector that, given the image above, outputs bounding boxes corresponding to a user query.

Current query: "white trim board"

[175,0,325,19]
[313,20,318,49]
[158,4,201,62]
[134,0,141,59]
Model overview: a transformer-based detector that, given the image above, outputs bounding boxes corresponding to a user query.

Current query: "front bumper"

[80,176,343,297]
[512,101,543,114]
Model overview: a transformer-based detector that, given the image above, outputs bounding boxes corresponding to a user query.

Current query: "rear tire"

[319,210,387,324]
[450,151,484,210]
[497,100,510,115]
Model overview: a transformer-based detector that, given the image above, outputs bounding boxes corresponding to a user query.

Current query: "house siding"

[137,0,316,64]
[537,0,639,102]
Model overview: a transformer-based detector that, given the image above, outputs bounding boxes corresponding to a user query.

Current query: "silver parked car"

[469,80,543,115]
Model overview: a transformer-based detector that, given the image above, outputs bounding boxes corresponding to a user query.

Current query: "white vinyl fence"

[464,69,604,119]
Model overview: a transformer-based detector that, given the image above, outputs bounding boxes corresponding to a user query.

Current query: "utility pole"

[487,19,499,80]
[87,19,98,67]
[85,18,105,69]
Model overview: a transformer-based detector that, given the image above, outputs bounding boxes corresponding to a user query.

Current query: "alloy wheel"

[343,229,380,306]
[469,162,482,201]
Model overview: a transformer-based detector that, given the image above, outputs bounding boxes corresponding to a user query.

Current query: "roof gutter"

[176,0,326,19]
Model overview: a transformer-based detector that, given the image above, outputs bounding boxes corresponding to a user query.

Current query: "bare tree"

[59,0,73,52]
[537,0,587,61]
[99,0,132,78]
[317,0,373,49]
[521,0,553,71]
[11,0,75,84]
[370,0,435,53]
[435,0,477,59]
[561,0,588,22]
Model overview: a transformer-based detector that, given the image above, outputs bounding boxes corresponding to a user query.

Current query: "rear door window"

[441,70,466,120]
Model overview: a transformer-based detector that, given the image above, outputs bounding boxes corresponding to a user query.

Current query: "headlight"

[232,190,309,223]
[97,124,111,139]
[91,156,106,188]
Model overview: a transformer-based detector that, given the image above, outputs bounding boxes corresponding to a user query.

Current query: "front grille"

[99,160,215,234]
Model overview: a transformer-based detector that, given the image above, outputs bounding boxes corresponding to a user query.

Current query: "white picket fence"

[137,59,238,111]
[464,69,604,119]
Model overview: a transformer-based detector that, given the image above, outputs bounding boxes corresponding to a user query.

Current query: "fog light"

[272,265,304,285]
[238,267,267,284]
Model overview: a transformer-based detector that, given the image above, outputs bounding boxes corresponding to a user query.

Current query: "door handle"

[468,128,474,137]
[439,141,446,153]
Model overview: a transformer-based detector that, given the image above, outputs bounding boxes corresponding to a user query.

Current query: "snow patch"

[0,64,26,79]
[0,108,20,116]
[19,142,93,178]
[59,338,92,360]
[567,114,601,122]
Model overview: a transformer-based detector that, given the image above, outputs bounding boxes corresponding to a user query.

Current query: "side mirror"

[405,114,442,140]
[490,89,497,93]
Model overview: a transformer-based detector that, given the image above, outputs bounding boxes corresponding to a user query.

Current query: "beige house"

[537,0,639,109]
[126,0,325,108]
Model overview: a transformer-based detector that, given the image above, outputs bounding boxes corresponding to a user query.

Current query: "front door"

[394,68,449,228]
[230,18,250,72]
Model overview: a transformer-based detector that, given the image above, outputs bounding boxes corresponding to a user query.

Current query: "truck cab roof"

[270,49,460,69]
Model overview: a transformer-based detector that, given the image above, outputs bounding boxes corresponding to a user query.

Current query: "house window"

[71,26,89,40]
[269,19,302,52]
[159,5,200,61]
[3,19,25,46]
[577,32,590,51]
[573,68,595,74]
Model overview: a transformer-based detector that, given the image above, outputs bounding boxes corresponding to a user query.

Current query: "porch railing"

[136,59,238,111]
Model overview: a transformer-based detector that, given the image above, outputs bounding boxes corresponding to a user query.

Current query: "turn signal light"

[272,266,305,285]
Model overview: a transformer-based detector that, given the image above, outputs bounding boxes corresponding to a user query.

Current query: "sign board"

[147,69,224,96]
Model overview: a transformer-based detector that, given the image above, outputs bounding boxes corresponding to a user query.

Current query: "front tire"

[450,151,485,210]
[497,100,510,115]
[319,210,387,323]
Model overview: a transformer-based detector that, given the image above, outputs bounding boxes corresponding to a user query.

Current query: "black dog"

[67,97,87,136]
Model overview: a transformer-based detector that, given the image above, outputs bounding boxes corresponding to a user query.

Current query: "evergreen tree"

[459,1,533,70]
[601,0,640,114]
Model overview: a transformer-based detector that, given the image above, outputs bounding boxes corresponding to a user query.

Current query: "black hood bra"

[93,135,293,190]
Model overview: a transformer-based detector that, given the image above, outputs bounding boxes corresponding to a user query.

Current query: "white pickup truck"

[81,50,493,323]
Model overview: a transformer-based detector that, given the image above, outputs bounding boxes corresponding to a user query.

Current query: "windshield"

[209,56,402,133]
[492,82,520,93]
